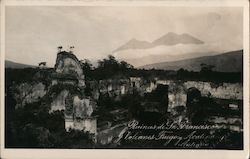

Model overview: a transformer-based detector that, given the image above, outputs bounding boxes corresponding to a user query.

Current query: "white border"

[0,0,5,158]
[0,0,249,159]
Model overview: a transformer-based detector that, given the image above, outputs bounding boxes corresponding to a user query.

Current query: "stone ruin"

[13,48,243,142]
[50,50,97,136]
[52,51,85,87]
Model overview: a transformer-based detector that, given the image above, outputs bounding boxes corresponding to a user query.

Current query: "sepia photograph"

[1,0,249,158]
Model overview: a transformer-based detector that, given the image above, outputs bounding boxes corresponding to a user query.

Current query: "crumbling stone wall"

[55,51,83,78]
[141,79,242,111]
[50,51,96,135]
[184,81,243,100]
[54,51,85,87]
[50,90,69,112]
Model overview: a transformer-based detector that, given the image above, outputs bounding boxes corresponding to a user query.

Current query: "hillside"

[5,60,36,69]
[140,50,243,72]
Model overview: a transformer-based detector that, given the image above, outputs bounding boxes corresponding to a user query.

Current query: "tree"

[120,61,134,69]
[177,68,188,79]
[80,59,93,72]
[96,55,122,79]
[200,63,215,73]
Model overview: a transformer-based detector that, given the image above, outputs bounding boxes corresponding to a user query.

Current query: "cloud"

[5,6,243,67]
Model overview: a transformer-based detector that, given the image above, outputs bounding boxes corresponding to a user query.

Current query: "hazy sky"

[5,6,243,67]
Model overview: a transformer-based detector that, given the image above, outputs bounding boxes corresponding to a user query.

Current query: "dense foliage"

[78,55,242,83]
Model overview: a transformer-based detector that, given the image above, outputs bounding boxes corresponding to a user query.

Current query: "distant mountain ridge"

[113,32,204,52]
[5,60,36,69]
[113,38,153,52]
[6,50,243,72]
[153,32,204,46]
[140,50,243,72]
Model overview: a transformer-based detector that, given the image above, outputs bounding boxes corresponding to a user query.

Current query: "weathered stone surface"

[65,117,97,135]
[149,79,243,111]
[73,118,97,134]
[73,96,93,118]
[50,90,69,112]
[208,116,242,132]
[167,81,187,109]
[145,82,157,93]
[97,79,131,97]
[55,51,83,78]
[50,51,97,135]
[53,51,85,87]
[65,118,74,132]
[168,93,187,109]
[61,94,97,133]
[184,81,243,100]
[154,79,243,100]
[130,77,142,88]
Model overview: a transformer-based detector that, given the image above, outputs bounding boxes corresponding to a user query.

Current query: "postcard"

[0,0,249,159]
